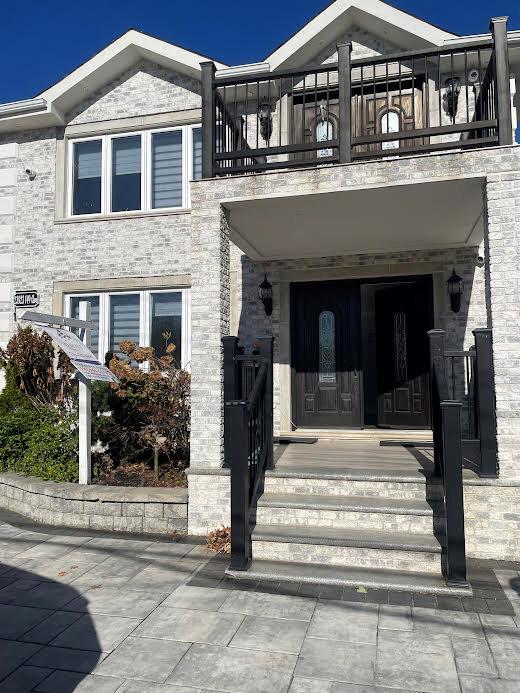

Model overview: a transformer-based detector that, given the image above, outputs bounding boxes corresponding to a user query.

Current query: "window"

[316,119,333,158]
[318,310,336,383]
[381,110,400,150]
[64,288,190,368]
[111,135,142,212]
[72,139,102,215]
[69,124,202,216]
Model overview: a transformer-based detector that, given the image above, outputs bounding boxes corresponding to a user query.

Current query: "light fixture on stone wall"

[447,268,464,313]
[258,274,273,316]
[444,77,461,119]
[257,103,273,143]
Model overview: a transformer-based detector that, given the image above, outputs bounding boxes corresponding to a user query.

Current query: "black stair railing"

[430,328,498,478]
[428,329,468,587]
[222,336,274,570]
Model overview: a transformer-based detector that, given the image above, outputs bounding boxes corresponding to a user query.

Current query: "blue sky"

[1,0,519,103]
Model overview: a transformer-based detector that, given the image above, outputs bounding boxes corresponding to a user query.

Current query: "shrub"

[0,327,79,482]
[0,326,74,409]
[103,340,190,479]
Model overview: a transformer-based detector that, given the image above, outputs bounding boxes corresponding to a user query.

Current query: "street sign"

[43,326,117,383]
[14,290,39,309]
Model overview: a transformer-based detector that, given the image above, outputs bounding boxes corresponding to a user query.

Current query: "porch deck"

[271,437,479,481]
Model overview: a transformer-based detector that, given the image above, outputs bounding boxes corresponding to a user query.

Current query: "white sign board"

[43,327,118,383]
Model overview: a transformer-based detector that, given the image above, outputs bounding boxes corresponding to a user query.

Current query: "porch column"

[188,183,231,533]
[484,173,520,479]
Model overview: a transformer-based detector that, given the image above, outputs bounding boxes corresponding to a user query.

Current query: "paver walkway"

[0,508,519,692]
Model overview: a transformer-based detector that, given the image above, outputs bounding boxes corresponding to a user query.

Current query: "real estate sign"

[43,326,117,383]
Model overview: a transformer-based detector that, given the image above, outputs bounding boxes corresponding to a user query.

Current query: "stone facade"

[66,60,201,125]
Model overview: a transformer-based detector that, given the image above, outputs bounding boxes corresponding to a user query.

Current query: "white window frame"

[67,124,201,218]
[64,288,191,370]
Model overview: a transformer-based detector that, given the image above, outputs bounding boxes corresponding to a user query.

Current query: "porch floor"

[271,438,479,481]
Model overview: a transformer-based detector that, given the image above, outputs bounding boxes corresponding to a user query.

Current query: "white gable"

[266,0,456,70]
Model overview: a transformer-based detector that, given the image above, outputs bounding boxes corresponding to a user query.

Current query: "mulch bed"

[93,460,188,488]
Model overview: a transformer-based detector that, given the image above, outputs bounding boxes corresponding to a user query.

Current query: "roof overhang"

[0,30,228,134]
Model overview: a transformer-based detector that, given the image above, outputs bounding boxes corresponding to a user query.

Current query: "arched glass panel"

[316,119,333,158]
[381,110,400,151]
[319,310,336,382]
[393,311,408,383]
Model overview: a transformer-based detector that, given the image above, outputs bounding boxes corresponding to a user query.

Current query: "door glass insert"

[319,310,336,382]
[381,110,400,150]
[316,118,333,158]
[393,310,408,383]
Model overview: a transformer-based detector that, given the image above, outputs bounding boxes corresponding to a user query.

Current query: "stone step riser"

[254,506,440,535]
[264,477,443,501]
[252,539,442,574]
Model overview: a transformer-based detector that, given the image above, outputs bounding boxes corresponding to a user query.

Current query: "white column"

[78,301,92,485]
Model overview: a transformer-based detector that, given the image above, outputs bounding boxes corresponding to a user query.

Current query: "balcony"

[200,18,513,178]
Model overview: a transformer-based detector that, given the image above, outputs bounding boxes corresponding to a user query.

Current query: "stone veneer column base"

[187,468,230,536]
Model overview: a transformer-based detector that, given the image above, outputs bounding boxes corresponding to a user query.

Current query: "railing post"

[490,17,513,146]
[428,329,446,478]
[337,42,352,163]
[223,336,239,466]
[473,328,499,477]
[200,61,216,178]
[441,400,468,587]
[229,402,252,570]
[257,336,274,470]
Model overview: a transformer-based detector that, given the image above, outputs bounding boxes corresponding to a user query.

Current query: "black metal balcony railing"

[201,17,512,177]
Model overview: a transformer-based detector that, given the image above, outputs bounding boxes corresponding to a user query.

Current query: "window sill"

[54,208,192,224]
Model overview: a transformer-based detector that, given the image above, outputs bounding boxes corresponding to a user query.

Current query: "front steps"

[227,439,472,595]
[228,559,471,595]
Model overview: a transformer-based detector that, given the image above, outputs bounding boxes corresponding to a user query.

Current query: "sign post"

[78,301,92,485]
[20,309,118,486]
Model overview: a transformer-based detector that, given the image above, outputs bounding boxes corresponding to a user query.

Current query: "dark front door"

[375,281,432,428]
[292,282,362,428]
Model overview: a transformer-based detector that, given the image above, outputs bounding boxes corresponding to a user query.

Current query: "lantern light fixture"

[444,77,461,119]
[258,274,273,316]
[257,103,273,143]
[447,268,464,313]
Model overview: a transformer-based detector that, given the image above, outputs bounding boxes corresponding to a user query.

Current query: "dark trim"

[201,61,216,179]
[337,43,352,164]
[490,17,513,146]
[473,329,499,477]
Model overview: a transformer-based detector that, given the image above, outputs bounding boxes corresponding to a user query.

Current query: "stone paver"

[0,511,519,692]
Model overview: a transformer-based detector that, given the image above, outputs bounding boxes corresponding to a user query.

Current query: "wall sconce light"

[258,274,273,316]
[447,268,464,313]
[444,77,461,119]
[257,103,273,143]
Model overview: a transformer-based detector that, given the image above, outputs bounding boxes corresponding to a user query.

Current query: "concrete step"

[227,558,472,596]
[252,524,443,574]
[264,467,443,501]
[255,492,444,534]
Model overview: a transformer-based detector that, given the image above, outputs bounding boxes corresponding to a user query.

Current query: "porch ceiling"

[225,177,485,261]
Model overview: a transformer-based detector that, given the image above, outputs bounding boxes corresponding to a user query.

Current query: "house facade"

[1,0,520,590]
